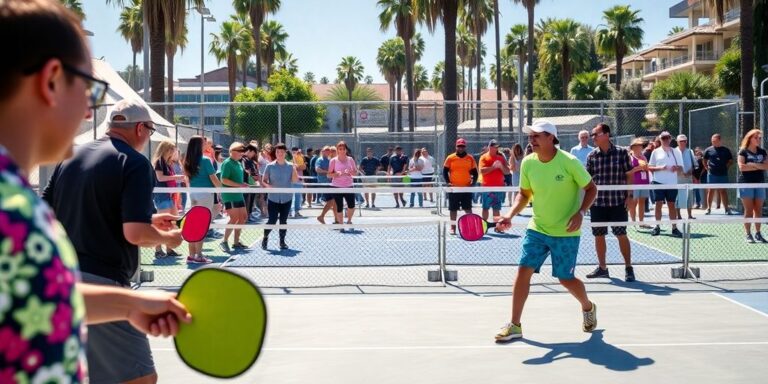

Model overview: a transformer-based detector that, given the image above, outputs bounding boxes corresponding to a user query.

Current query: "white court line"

[151,341,768,353]
[712,293,768,319]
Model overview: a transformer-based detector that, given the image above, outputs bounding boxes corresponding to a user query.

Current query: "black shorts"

[224,200,246,210]
[448,192,473,211]
[590,205,628,236]
[651,182,678,203]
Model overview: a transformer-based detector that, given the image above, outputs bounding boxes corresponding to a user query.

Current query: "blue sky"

[83,0,689,84]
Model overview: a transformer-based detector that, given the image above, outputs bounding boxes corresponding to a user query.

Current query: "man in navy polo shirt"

[359,147,381,208]
[388,146,408,208]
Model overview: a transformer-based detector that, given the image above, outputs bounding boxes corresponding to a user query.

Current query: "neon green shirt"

[520,149,592,237]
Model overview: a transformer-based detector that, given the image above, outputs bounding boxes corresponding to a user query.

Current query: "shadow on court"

[516,330,655,371]
[607,278,680,296]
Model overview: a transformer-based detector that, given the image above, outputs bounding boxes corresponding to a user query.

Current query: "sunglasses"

[590,132,606,138]
[661,136,671,140]
[141,122,156,136]
[61,63,109,107]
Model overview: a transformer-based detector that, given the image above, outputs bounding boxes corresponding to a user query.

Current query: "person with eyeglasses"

[494,120,598,341]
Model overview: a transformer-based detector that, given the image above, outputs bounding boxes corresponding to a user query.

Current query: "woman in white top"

[258,143,273,217]
[408,148,425,207]
[420,147,435,203]
[508,144,524,204]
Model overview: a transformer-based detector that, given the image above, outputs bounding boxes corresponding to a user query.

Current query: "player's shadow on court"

[608,278,680,296]
[520,330,654,371]
[267,249,302,257]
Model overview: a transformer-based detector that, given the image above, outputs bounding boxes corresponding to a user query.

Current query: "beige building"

[599,0,740,92]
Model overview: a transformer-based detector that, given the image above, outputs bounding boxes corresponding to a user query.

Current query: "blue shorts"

[739,188,767,200]
[707,174,729,184]
[153,194,174,210]
[481,192,503,210]
[520,229,580,280]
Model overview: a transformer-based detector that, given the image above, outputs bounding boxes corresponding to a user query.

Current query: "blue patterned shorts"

[520,229,580,280]
[481,191,503,210]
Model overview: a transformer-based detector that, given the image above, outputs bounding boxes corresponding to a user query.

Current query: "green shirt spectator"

[220,157,245,203]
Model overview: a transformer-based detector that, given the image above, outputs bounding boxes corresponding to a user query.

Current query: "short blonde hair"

[152,141,176,166]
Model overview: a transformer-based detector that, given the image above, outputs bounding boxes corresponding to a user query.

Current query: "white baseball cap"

[109,99,154,124]
[676,134,688,142]
[524,120,559,144]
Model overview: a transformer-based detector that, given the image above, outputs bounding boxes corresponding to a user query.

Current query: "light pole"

[198,7,215,133]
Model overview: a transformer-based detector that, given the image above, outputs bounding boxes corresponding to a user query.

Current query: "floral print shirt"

[0,146,86,383]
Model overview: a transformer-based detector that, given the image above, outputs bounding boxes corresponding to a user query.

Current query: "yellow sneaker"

[495,322,523,341]
[582,301,597,332]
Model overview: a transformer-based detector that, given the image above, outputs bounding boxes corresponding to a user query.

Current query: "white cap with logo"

[109,99,153,124]
[524,120,559,144]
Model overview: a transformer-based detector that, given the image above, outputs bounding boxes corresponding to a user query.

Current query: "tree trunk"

[131,52,137,90]
[475,30,482,132]
[562,47,570,100]
[615,38,624,92]
[242,58,247,87]
[348,89,353,132]
[740,0,755,132]
[461,65,467,121]
[167,51,175,121]
[468,68,473,123]
[228,54,237,134]
[494,0,502,133]
[404,35,416,132]
[444,1,459,152]
[526,6,535,125]
[149,9,166,107]
[396,77,403,132]
[389,82,395,132]
[250,10,263,88]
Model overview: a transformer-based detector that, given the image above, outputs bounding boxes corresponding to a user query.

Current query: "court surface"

[148,289,768,383]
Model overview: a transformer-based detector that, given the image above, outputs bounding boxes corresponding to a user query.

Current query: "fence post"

[277,103,282,142]
[679,101,684,135]
[599,101,605,123]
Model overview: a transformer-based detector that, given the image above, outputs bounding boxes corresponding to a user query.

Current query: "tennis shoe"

[495,322,522,341]
[746,234,756,244]
[219,241,231,253]
[586,267,609,279]
[671,228,683,237]
[755,232,767,243]
[583,302,597,332]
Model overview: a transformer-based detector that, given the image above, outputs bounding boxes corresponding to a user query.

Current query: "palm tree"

[492,0,502,132]
[275,52,299,76]
[412,63,430,100]
[377,38,406,132]
[166,21,187,119]
[702,0,737,25]
[456,24,475,121]
[489,50,517,131]
[231,12,255,87]
[668,26,685,36]
[568,71,611,100]
[596,5,643,93]
[233,0,281,87]
[210,20,252,103]
[303,72,316,84]
[320,76,330,84]
[365,75,374,84]
[505,23,528,89]
[740,0,754,131]
[419,0,462,151]
[539,18,590,100]
[336,56,365,131]
[61,0,86,20]
[512,0,539,124]
[117,0,143,90]
[431,60,446,94]
[379,0,419,131]
[108,0,203,104]
[260,20,288,81]
[462,0,494,130]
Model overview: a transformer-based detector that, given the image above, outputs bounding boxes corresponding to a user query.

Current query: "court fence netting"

[137,183,768,288]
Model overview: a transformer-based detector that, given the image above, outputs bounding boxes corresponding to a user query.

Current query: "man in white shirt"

[648,131,684,237]
[420,147,436,203]
[570,130,594,166]
[675,134,697,220]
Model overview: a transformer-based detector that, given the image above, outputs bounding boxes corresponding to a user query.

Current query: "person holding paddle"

[2,2,191,383]
[494,120,598,341]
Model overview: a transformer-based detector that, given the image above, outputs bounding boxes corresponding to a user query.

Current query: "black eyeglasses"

[61,63,109,107]
[141,122,156,136]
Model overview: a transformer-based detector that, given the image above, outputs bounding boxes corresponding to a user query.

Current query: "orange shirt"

[203,147,216,165]
[479,152,506,186]
[443,153,477,187]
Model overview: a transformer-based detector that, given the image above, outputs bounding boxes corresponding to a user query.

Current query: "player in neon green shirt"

[494,120,599,341]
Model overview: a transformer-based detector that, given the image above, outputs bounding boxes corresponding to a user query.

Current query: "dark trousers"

[264,200,291,241]
[244,193,256,217]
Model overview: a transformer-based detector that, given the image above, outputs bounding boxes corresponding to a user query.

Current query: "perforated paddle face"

[178,206,211,243]
[175,268,267,378]
[457,214,488,241]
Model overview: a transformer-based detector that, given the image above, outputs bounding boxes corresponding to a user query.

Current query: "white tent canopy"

[74,59,186,156]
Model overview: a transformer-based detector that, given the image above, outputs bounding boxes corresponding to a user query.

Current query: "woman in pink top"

[627,138,652,228]
[328,141,357,227]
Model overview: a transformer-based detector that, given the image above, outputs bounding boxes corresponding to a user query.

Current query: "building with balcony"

[599,0,740,93]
